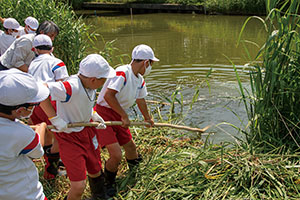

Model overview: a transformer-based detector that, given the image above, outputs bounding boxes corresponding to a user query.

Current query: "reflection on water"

[82,12,267,143]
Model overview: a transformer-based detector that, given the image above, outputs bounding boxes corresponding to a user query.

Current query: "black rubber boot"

[88,173,109,200]
[43,145,60,180]
[104,168,117,198]
[126,154,143,172]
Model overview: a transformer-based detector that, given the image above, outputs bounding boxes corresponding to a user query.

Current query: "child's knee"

[110,152,122,163]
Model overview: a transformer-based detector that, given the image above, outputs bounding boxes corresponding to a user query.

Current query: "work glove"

[91,110,106,129]
[49,115,68,132]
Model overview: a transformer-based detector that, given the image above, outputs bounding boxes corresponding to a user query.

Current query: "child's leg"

[43,131,61,180]
[123,139,142,173]
[104,142,123,197]
[123,139,138,160]
[88,171,108,199]
[105,142,123,172]
[66,180,86,200]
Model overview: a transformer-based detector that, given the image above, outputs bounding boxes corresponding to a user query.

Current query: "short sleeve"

[48,81,72,102]
[107,71,126,92]
[52,61,69,80]
[19,132,44,159]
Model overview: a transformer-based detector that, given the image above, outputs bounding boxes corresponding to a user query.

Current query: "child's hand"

[144,118,154,128]
[49,115,68,132]
[91,111,106,129]
[121,115,130,128]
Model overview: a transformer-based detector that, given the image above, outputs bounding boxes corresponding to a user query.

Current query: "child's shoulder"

[115,64,130,72]
[0,118,36,141]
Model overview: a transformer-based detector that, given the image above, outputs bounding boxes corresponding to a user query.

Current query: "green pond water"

[82,12,267,143]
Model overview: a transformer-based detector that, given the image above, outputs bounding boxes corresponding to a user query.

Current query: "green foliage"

[0,0,96,74]
[59,0,91,10]
[204,0,265,15]
[237,0,300,152]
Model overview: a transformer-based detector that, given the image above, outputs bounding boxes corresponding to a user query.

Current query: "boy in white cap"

[28,34,69,180]
[94,44,159,197]
[0,69,50,200]
[0,18,21,55]
[17,16,39,37]
[44,54,115,200]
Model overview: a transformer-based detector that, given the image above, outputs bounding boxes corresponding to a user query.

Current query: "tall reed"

[237,0,300,152]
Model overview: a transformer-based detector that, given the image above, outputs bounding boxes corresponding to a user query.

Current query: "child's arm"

[104,88,130,128]
[0,17,4,24]
[136,98,154,127]
[39,82,68,132]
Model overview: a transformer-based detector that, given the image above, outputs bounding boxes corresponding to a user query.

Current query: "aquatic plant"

[237,0,300,152]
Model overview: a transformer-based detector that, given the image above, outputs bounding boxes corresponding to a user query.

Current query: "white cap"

[132,44,159,61]
[3,18,22,30]
[0,69,49,106]
[33,34,52,47]
[25,16,39,30]
[79,54,116,79]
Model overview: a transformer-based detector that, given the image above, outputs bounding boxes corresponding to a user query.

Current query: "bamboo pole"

[30,121,211,134]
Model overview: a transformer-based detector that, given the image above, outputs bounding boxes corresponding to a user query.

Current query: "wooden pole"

[30,121,211,134]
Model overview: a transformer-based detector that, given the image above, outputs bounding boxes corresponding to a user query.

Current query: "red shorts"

[54,127,102,181]
[30,99,57,125]
[94,104,132,148]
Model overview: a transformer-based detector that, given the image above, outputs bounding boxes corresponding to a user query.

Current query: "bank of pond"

[41,126,300,199]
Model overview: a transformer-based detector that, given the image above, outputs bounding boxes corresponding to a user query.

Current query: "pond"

[82,12,267,143]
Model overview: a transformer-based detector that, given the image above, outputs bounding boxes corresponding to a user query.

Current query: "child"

[0,18,21,55]
[94,44,159,197]
[45,54,115,200]
[28,34,69,180]
[0,69,50,200]
[17,16,39,37]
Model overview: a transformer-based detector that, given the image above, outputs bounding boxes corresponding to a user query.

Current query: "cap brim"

[27,82,50,103]
[152,57,159,62]
[16,26,23,31]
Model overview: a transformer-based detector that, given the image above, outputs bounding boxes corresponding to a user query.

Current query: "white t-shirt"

[0,34,35,68]
[97,64,148,109]
[28,54,69,82]
[48,75,96,133]
[0,117,45,200]
[0,30,16,56]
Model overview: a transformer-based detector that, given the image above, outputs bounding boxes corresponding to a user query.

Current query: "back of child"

[0,69,50,200]
[28,34,69,180]
[45,54,115,200]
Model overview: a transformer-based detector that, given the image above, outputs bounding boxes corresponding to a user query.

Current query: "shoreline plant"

[237,0,300,153]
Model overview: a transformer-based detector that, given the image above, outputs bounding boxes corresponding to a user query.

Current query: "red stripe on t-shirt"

[20,133,40,154]
[116,71,126,85]
[56,62,65,67]
[141,80,145,88]
[62,81,72,102]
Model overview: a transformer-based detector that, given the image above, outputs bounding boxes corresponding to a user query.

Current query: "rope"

[30,121,211,134]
